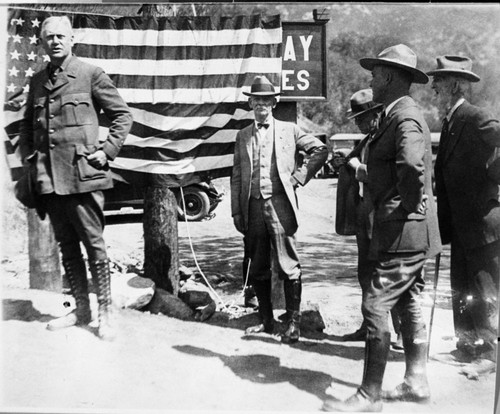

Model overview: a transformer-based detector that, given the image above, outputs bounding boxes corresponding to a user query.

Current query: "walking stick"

[427,252,441,361]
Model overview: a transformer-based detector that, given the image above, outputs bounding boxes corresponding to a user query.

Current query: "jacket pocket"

[62,93,93,126]
[377,217,428,253]
[75,145,108,181]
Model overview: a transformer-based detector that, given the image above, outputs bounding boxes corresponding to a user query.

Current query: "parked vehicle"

[104,180,224,221]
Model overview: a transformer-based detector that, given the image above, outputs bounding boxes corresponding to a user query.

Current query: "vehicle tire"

[176,186,210,221]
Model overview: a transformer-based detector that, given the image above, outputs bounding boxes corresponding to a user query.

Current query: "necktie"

[442,117,449,136]
[437,117,450,160]
[257,122,269,129]
[49,66,60,84]
[440,118,450,147]
[379,111,386,125]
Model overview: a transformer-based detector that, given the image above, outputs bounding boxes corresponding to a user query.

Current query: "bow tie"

[257,122,269,129]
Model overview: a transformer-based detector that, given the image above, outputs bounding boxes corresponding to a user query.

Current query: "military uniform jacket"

[231,118,327,230]
[365,96,442,259]
[19,55,133,195]
[434,100,500,249]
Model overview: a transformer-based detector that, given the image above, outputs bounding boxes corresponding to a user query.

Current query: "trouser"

[360,251,428,396]
[244,194,301,282]
[356,199,401,335]
[363,251,427,342]
[41,191,108,263]
[450,235,499,360]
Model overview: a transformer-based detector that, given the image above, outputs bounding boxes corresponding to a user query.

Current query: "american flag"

[4,8,283,186]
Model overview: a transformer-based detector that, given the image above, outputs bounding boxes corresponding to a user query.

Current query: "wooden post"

[28,209,61,292]
[140,4,180,294]
[143,186,179,294]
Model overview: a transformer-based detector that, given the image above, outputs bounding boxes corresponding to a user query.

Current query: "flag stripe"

[75,43,280,61]
[117,141,234,161]
[110,153,235,175]
[127,104,253,131]
[79,56,281,78]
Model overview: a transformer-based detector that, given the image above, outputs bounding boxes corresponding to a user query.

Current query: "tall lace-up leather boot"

[47,257,91,330]
[282,278,302,344]
[89,259,115,341]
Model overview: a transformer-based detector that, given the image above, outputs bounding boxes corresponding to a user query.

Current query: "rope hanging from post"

[179,187,248,317]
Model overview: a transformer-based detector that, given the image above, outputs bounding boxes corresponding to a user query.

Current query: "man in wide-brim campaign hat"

[359,43,429,85]
[428,54,500,379]
[322,44,442,412]
[231,75,327,345]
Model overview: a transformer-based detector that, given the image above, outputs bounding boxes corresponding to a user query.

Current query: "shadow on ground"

[2,299,55,322]
[172,344,342,399]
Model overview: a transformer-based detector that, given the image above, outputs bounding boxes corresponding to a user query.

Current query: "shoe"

[46,309,91,331]
[244,294,259,309]
[459,358,496,380]
[321,390,382,412]
[431,349,472,366]
[47,257,91,331]
[282,279,301,344]
[340,328,367,342]
[381,381,430,403]
[245,322,274,335]
[392,333,404,350]
[281,318,300,344]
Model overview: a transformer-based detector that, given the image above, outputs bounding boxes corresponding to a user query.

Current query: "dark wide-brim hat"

[426,55,480,82]
[243,75,281,97]
[347,89,383,119]
[360,44,429,84]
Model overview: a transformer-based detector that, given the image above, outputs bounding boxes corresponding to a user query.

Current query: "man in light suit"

[322,44,442,412]
[231,75,327,344]
[428,55,500,376]
[19,16,133,340]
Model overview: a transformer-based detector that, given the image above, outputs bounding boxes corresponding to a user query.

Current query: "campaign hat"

[360,44,429,84]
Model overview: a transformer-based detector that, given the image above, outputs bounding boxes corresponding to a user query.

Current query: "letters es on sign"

[281,21,327,101]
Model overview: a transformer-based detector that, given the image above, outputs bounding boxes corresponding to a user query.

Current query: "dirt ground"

[1,176,498,414]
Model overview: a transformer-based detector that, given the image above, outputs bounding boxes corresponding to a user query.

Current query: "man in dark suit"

[19,16,133,340]
[322,44,442,412]
[335,89,403,350]
[231,75,327,344]
[428,55,500,376]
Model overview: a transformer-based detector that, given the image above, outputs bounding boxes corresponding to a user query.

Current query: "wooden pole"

[28,209,61,292]
[141,4,179,294]
[143,186,179,294]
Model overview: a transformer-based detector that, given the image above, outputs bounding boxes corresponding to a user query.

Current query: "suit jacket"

[434,100,500,249]
[365,96,442,259]
[19,55,133,195]
[335,136,368,236]
[231,118,327,230]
